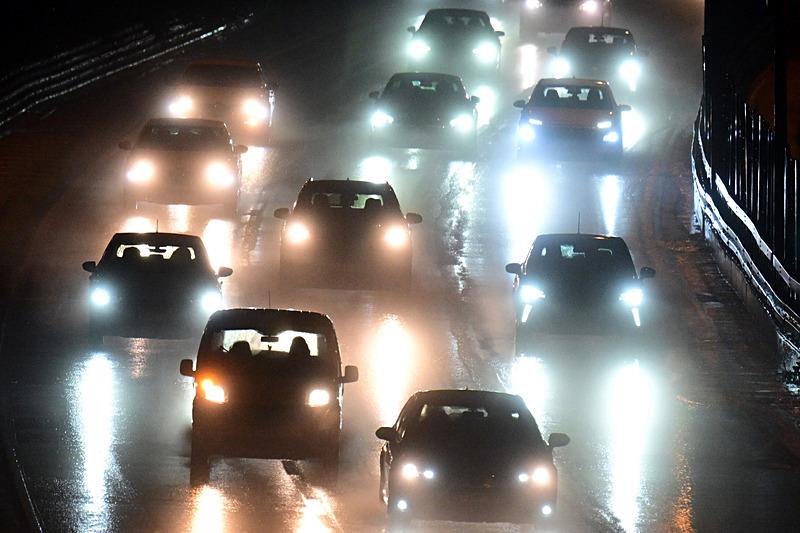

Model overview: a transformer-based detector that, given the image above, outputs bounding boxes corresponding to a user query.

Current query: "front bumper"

[516,300,641,335]
[192,403,340,460]
[280,244,412,285]
[89,303,210,338]
[371,124,475,150]
[517,125,621,159]
[125,179,238,206]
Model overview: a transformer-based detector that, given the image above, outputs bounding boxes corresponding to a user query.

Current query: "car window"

[102,244,208,271]
[565,31,635,52]
[211,328,329,360]
[531,85,614,110]
[527,240,635,277]
[422,12,489,31]
[405,401,542,444]
[182,64,262,88]
[384,77,466,100]
[137,124,230,151]
[307,192,386,210]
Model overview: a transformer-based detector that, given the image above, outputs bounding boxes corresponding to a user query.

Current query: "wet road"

[1,0,800,531]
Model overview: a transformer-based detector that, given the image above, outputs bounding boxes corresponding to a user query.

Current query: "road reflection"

[370,314,415,426]
[503,163,551,260]
[296,488,334,533]
[356,155,393,183]
[201,218,236,273]
[190,485,226,533]
[518,44,539,90]
[507,356,552,427]
[599,174,622,235]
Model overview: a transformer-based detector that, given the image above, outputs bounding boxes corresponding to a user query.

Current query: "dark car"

[520,0,611,40]
[513,78,629,160]
[376,389,570,526]
[407,9,505,74]
[368,72,479,153]
[505,233,655,345]
[273,179,423,288]
[82,232,233,341]
[118,118,247,213]
[180,308,358,483]
[166,58,276,146]
[549,26,644,94]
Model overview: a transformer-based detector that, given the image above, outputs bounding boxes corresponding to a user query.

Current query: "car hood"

[380,97,470,124]
[94,270,217,297]
[417,29,498,47]
[128,148,235,169]
[174,84,266,102]
[525,107,614,128]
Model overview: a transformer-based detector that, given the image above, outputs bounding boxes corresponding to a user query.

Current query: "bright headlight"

[307,388,331,407]
[532,466,551,486]
[526,0,543,9]
[596,120,612,129]
[619,59,641,91]
[126,160,155,183]
[579,0,599,13]
[408,40,431,59]
[521,285,545,302]
[243,98,268,122]
[472,42,498,64]
[90,287,111,307]
[552,57,571,78]
[168,95,193,116]
[206,162,235,187]
[371,110,394,129]
[199,378,226,404]
[603,131,620,143]
[384,226,408,248]
[619,287,643,307]
[286,222,310,244]
[402,463,419,479]
[518,124,535,142]
[528,118,543,126]
[200,291,222,313]
[449,114,473,133]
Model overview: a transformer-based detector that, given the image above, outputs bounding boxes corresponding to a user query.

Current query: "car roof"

[412,389,527,407]
[185,58,261,68]
[426,8,489,17]
[537,78,610,87]
[109,232,204,246]
[205,308,335,332]
[389,72,462,83]
[144,117,228,129]
[300,179,395,195]
[534,233,627,245]
[567,26,633,36]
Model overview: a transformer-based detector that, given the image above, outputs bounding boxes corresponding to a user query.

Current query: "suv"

[180,308,359,483]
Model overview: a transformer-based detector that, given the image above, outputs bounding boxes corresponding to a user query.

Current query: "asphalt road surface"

[1,1,799,531]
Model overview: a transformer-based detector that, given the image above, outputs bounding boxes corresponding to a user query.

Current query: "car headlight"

[619,59,641,91]
[126,160,155,183]
[168,95,193,116]
[401,463,435,480]
[384,226,408,248]
[243,98,268,123]
[449,114,474,133]
[286,222,310,244]
[579,0,599,13]
[90,287,111,307]
[596,120,612,129]
[472,42,498,64]
[521,285,546,302]
[199,378,226,404]
[518,123,536,142]
[200,291,222,313]
[408,40,431,59]
[307,388,331,407]
[552,57,571,78]
[528,118,543,126]
[619,287,643,307]
[206,162,235,187]
[519,466,551,486]
[603,131,620,143]
[371,110,394,129]
[526,0,543,9]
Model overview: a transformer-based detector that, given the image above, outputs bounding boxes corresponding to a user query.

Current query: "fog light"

[287,222,310,244]
[541,504,553,516]
[200,291,222,313]
[396,499,408,511]
[603,131,620,143]
[90,287,111,307]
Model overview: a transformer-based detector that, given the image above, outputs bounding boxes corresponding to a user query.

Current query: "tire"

[189,432,211,486]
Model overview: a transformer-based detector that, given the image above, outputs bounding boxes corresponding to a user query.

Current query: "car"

[179,308,359,483]
[82,232,233,341]
[118,118,247,213]
[376,389,570,526]
[513,78,629,160]
[548,26,644,93]
[368,72,479,153]
[505,233,655,346]
[273,179,423,288]
[520,1,611,40]
[166,58,275,145]
[406,9,505,75]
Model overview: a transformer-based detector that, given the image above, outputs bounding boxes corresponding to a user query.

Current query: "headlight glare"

[168,95,193,116]
[597,120,612,129]
[408,40,431,59]
[532,466,551,486]
[553,57,571,78]
[472,42,498,64]
[287,222,310,244]
[579,0,599,13]
[619,59,641,91]
[90,287,111,307]
[528,118,543,126]
[200,291,222,313]
[521,285,546,302]
[200,378,226,404]
[307,388,331,407]
[126,160,155,183]
[449,114,473,133]
[603,131,620,143]
[243,98,268,122]
[619,287,643,307]
[518,124,535,142]
[384,226,408,248]
[206,162,235,187]
[371,110,394,129]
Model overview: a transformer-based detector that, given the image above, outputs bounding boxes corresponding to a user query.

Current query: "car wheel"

[189,432,211,486]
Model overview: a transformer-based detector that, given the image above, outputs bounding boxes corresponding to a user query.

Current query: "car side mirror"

[217,266,233,278]
[234,144,248,154]
[640,266,656,279]
[369,91,380,100]
[547,46,557,56]
[342,365,359,384]
[82,261,97,273]
[274,207,289,220]
[618,104,632,112]
[406,26,416,34]
[495,30,505,37]
[179,359,195,377]
[118,140,132,150]
[470,95,481,105]
[548,432,570,448]
[406,212,423,225]
[513,100,526,109]
[375,426,398,442]
[505,262,522,275]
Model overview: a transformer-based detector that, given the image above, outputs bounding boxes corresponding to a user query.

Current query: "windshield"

[207,328,331,360]
[383,77,466,100]
[421,11,491,32]
[182,64,262,88]
[565,30,635,53]
[136,124,230,151]
[101,243,209,272]
[531,85,614,110]
[526,239,636,278]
